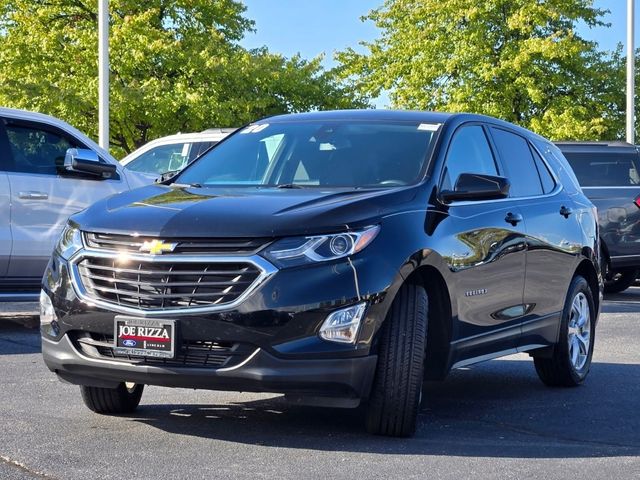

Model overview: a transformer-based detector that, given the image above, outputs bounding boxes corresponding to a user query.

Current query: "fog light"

[40,290,57,326]
[319,302,367,344]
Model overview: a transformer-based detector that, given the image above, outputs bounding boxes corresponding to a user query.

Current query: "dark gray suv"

[556,141,640,293]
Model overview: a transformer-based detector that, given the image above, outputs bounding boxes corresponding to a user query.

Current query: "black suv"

[41,110,601,437]
[556,142,640,293]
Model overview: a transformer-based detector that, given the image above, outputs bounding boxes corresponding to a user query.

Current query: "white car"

[0,107,151,300]
[120,129,235,179]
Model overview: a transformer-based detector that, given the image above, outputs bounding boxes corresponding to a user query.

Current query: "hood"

[74,184,421,238]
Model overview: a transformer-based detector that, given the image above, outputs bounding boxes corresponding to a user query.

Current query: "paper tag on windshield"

[418,123,441,131]
[240,124,269,134]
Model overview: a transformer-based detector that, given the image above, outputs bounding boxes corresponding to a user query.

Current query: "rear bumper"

[42,334,378,407]
[610,254,640,270]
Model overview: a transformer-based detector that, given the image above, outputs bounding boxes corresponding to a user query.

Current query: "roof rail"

[554,140,634,147]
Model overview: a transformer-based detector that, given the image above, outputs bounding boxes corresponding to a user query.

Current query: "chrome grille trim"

[69,249,277,317]
[84,232,272,255]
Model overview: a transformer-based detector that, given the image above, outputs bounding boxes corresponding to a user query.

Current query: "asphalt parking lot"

[1,291,639,480]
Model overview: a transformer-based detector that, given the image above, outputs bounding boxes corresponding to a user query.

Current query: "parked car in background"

[120,128,235,179]
[0,107,151,301]
[556,141,640,293]
[42,110,601,437]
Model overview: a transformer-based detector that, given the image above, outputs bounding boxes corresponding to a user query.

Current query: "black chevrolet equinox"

[41,110,601,437]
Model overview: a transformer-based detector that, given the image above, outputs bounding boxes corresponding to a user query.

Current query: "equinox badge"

[139,240,177,255]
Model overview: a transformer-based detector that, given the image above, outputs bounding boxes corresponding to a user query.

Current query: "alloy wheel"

[567,292,591,371]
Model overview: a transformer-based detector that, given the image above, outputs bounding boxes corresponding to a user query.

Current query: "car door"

[0,124,11,278]
[438,124,528,367]
[488,127,583,349]
[2,116,128,283]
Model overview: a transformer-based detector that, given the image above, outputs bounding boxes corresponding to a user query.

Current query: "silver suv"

[0,108,150,300]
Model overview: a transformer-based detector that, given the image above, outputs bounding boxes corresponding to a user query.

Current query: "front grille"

[74,332,255,369]
[77,256,262,311]
[85,232,271,255]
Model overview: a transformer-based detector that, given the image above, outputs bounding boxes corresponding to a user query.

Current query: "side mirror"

[63,148,116,179]
[440,173,510,203]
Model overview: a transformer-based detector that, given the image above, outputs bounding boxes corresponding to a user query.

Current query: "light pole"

[98,0,109,152]
[627,0,635,144]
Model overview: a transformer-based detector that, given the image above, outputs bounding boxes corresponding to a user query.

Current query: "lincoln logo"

[139,239,177,255]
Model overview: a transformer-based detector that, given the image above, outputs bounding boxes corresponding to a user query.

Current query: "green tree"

[0,0,367,157]
[337,0,624,141]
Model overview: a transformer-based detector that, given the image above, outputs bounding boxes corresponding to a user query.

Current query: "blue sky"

[240,1,636,107]
[241,0,636,64]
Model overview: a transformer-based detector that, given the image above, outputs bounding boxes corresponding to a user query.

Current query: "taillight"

[635,195,640,209]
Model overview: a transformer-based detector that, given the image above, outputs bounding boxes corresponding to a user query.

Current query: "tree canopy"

[337,0,626,141]
[0,0,367,156]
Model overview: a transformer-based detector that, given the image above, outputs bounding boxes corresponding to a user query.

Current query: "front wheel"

[604,268,638,294]
[80,382,144,414]
[534,276,595,387]
[365,283,428,437]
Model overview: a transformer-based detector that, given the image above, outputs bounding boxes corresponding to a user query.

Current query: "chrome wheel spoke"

[570,340,579,366]
[568,291,591,371]
[576,332,589,355]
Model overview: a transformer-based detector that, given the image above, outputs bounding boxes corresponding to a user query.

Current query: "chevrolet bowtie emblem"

[139,240,177,255]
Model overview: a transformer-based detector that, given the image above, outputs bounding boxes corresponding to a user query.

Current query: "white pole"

[627,0,635,144]
[98,0,109,152]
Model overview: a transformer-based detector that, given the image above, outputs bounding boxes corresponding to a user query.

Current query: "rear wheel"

[534,276,595,387]
[80,382,144,414]
[365,283,428,437]
[604,268,639,294]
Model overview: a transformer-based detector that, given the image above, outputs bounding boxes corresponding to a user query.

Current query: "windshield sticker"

[418,123,441,132]
[240,124,270,134]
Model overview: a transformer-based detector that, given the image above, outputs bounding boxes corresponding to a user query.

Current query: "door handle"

[560,205,573,218]
[19,191,48,200]
[505,212,523,226]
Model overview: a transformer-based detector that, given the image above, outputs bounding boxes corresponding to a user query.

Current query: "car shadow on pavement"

[0,321,41,355]
[131,358,640,458]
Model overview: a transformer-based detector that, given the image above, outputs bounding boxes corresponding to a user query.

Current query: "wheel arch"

[404,264,454,380]
[599,236,611,271]
[574,258,600,319]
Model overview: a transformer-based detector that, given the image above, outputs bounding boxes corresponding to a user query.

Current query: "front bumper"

[42,333,377,406]
[41,241,404,405]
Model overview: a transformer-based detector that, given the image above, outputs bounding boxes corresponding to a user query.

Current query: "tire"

[604,268,639,294]
[534,276,595,387]
[365,283,428,437]
[80,382,144,414]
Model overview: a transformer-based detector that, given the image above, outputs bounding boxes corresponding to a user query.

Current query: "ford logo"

[122,339,137,347]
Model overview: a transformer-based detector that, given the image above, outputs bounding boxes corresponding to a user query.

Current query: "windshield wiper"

[275,183,305,189]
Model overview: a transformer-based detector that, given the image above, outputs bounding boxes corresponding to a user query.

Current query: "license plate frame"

[114,316,176,359]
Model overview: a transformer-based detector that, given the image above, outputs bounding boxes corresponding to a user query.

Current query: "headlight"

[262,225,380,268]
[55,222,83,260]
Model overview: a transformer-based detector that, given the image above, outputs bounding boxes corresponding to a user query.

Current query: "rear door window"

[562,151,640,186]
[490,127,543,197]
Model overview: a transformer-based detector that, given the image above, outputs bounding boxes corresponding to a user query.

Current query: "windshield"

[176,120,438,188]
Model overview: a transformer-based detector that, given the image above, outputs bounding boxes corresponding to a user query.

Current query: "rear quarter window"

[534,141,581,195]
